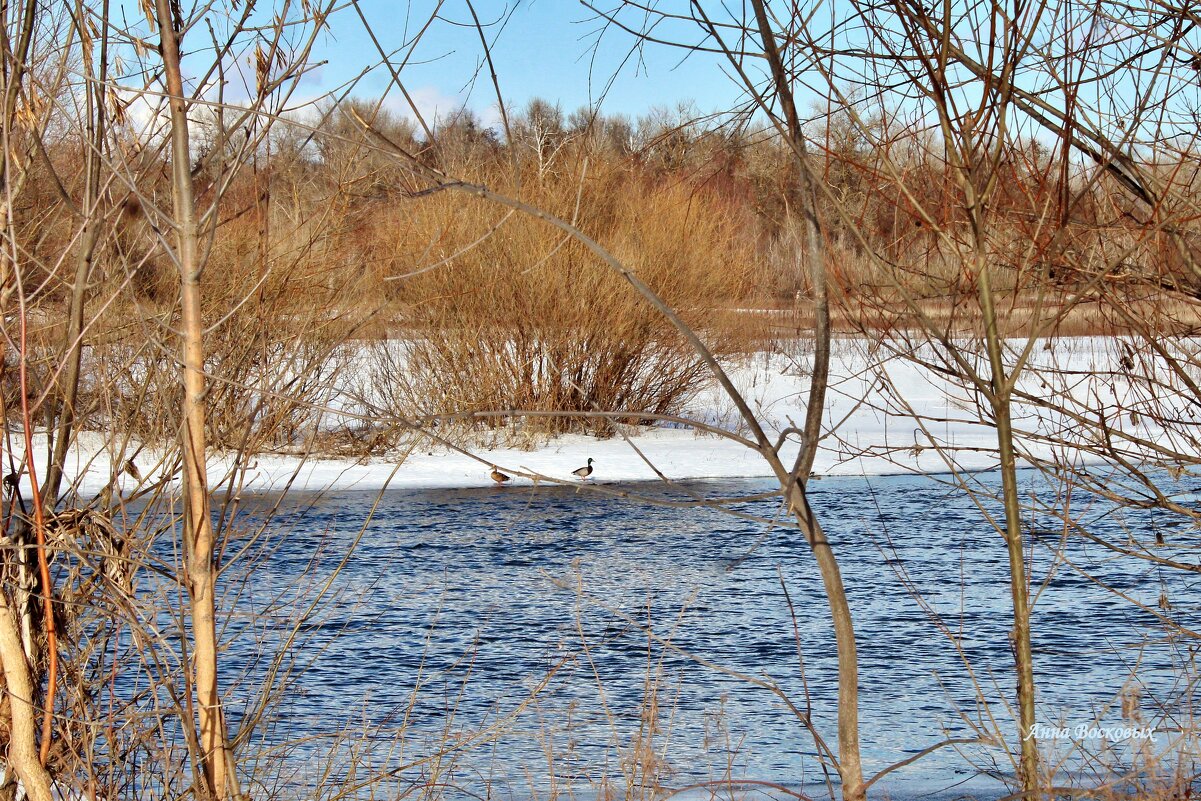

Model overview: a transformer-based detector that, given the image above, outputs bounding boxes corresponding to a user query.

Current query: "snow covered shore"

[24,336,1191,495]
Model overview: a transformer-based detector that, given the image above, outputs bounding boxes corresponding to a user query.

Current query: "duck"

[572,458,594,480]
[490,466,511,484]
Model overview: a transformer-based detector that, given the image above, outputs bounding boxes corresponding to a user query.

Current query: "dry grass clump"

[368,156,761,440]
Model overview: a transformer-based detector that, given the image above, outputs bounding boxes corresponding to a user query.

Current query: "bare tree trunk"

[976,253,1040,795]
[745,0,830,469]
[786,483,863,801]
[795,178,831,481]
[0,593,53,801]
[153,2,235,798]
[43,221,100,505]
[0,0,38,189]
[44,0,108,504]
[745,4,861,797]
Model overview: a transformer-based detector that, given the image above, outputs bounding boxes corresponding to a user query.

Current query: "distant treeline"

[15,95,1197,341]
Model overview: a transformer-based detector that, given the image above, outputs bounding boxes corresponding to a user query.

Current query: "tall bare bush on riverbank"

[0,2,358,798]
[377,152,760,439]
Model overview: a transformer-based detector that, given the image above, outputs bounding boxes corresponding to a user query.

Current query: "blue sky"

[111,0,1192,152]
[300,1,749,123]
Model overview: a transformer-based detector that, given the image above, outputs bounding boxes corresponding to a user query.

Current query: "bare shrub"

[371,154,761,441]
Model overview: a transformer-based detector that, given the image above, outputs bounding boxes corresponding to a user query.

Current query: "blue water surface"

[196,470,1200,800]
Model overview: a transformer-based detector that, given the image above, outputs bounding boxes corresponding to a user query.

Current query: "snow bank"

[18,336,1193,495]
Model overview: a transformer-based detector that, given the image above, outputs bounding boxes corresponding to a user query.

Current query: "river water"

[214,471,1200,800]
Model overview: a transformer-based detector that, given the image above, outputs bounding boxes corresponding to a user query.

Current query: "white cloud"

[379,85,471,127]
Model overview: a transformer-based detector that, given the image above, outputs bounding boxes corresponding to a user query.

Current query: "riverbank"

[25,336,1182,496]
